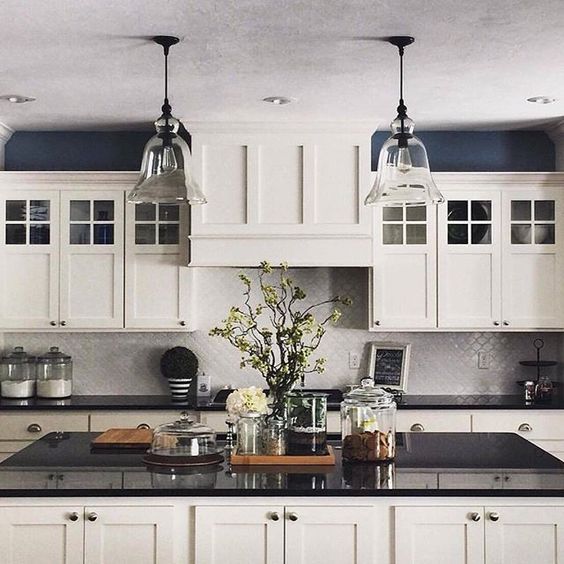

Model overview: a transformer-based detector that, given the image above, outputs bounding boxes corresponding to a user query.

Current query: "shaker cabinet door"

[59,192,124,328]
[195,505,284,564]
[0,191,60,329]
[0,505,83,564]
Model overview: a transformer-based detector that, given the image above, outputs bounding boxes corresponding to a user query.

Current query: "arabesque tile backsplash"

[3,268,561,395]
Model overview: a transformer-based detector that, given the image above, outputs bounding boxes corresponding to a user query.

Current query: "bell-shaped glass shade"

[365,117,444,207]
[128,117,207,205]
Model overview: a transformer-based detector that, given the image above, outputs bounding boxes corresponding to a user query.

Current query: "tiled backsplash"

[3,268,561,395]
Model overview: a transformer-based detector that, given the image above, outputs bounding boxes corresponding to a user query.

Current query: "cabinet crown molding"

[0,122,14,144]
[186,121,377,135]
[0,171,138,189]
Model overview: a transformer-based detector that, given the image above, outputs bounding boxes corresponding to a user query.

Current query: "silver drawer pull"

[518,423,532,432]
[269,512,280,521]
[68,512,79,522]
[410,423,425,432]
[27,423,42,433]
[87,512,98,522]
[288,512,298,522]
[488,512,500,522]
[469,512,481,522]
[136,423,150,430]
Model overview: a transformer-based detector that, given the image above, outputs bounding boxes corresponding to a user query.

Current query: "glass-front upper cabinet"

[125,201,192,330]
[438,192,502,329]
[0,192,60,329]
[372,204,436,329]
[59,192,124,329]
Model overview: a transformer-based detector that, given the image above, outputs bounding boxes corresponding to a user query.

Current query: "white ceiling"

[0,0,563,132]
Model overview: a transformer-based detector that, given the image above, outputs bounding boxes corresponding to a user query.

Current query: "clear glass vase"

[236,412,264,455]
[286,392,328,455]
[263,419,287,455]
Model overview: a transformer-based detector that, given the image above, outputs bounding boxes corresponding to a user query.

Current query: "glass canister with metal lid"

[341,378,396,462]
[36,346,73,398]
[0,346,36,398]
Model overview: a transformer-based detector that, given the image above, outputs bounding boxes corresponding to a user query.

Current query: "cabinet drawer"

[89,410,194,431]
[397,410,472,432]
[0,413,89,440]
[472,411,564,440]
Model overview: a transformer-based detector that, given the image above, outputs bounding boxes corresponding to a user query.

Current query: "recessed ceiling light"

[527,96,557,104]
[0,94,36,104]
[262,96,293,105]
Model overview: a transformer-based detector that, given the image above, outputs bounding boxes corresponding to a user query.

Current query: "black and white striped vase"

[168,378,192,401]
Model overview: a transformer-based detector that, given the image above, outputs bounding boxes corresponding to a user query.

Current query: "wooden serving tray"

[230,446,335,466]
[91,428,153,449]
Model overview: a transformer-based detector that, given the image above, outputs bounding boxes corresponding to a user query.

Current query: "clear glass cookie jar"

[143,413,224,467]
[1,346,36,399]
[341,379,396,462]
[36,346,73,398]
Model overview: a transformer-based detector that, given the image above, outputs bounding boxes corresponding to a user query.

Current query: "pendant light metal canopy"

[128,36,207,205]
[364,36,444,207]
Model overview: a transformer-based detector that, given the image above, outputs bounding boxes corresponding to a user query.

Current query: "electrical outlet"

[349,352,361,370]
[478,351,490,369]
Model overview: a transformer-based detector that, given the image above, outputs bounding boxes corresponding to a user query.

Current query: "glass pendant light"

[128,36,207,205]
[364,36,444,207]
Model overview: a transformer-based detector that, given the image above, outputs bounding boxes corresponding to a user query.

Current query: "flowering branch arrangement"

[225,387,269,420]
[210,261,352,419]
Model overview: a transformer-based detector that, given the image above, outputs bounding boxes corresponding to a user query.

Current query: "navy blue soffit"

[4,129,555,172]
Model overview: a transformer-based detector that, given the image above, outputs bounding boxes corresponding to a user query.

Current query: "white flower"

[226,386,268,419]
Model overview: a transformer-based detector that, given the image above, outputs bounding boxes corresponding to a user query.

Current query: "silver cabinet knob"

[136,423,150,430]
[375,320,381,326]
[50,320,57,327]
[488,512,500,522]
[493,321,500,326]
[60,320,67,326]
[27,423,42,433]
[288,512,298,522]
[469,512,481,522]
[503,321,509,326]
[179,320,186,327]
[68,512,79,522]
[518,423,532,432]
[87,512,98,522]
[410,423,425,432]
[269,512,280,521]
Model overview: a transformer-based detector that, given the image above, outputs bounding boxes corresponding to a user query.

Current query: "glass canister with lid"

[1,346,36,398]
[341,378,396,462]
[36,346,73,398]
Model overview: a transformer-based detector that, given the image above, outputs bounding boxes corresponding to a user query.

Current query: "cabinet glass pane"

[135,224,156,245]
[448,201,467,221]
[383,207,403,221]
[471,201,491,221]
[159,204,179,222]
[159,224,179,245]
[94,200,114,221]
[511,200,531,221]
[30,200,50,221]
[448,224,468,244]
[70,224,90,244]
[30,225,50,245]
[535,224,555,244]
[6,200,26,221]
[471,224,491,244]
[406,206,426,221]
[383,224,403,245]
[534,200,555,221]
[511,224,531,244]
[135,203,156,221]
[70,200,90,221]
[406,224,426,244]
[93,224,114,245]
[5,224,26,244]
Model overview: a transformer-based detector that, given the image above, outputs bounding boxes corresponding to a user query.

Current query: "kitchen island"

[1,432,564,564]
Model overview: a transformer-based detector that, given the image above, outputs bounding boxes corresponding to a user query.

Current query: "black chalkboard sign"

[369,342,410,391]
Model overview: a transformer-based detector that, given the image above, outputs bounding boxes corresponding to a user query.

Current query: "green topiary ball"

[160,347,199,380]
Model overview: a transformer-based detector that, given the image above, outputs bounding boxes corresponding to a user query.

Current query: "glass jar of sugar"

[36,347,73,398]
[1,346,37,398]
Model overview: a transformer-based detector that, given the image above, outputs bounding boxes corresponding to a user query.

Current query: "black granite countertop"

[1,432,563,497]
[1,394,564,411]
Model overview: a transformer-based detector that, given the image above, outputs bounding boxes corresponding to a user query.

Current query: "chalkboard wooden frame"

[368,341,411,391]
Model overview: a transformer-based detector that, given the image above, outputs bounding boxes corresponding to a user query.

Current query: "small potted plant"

[160,347,198,401]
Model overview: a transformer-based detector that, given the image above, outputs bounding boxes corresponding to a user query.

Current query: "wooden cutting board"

[91,428,153,449]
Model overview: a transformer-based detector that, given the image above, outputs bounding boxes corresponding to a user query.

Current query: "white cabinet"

[0,191,60,329]
[0,505,84,564]
[125,202,194,330]
[0,504,174,564]
[395,505,484,564]
[189,125,373,267]
[372,204,437,328]
[194,504,374,564]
